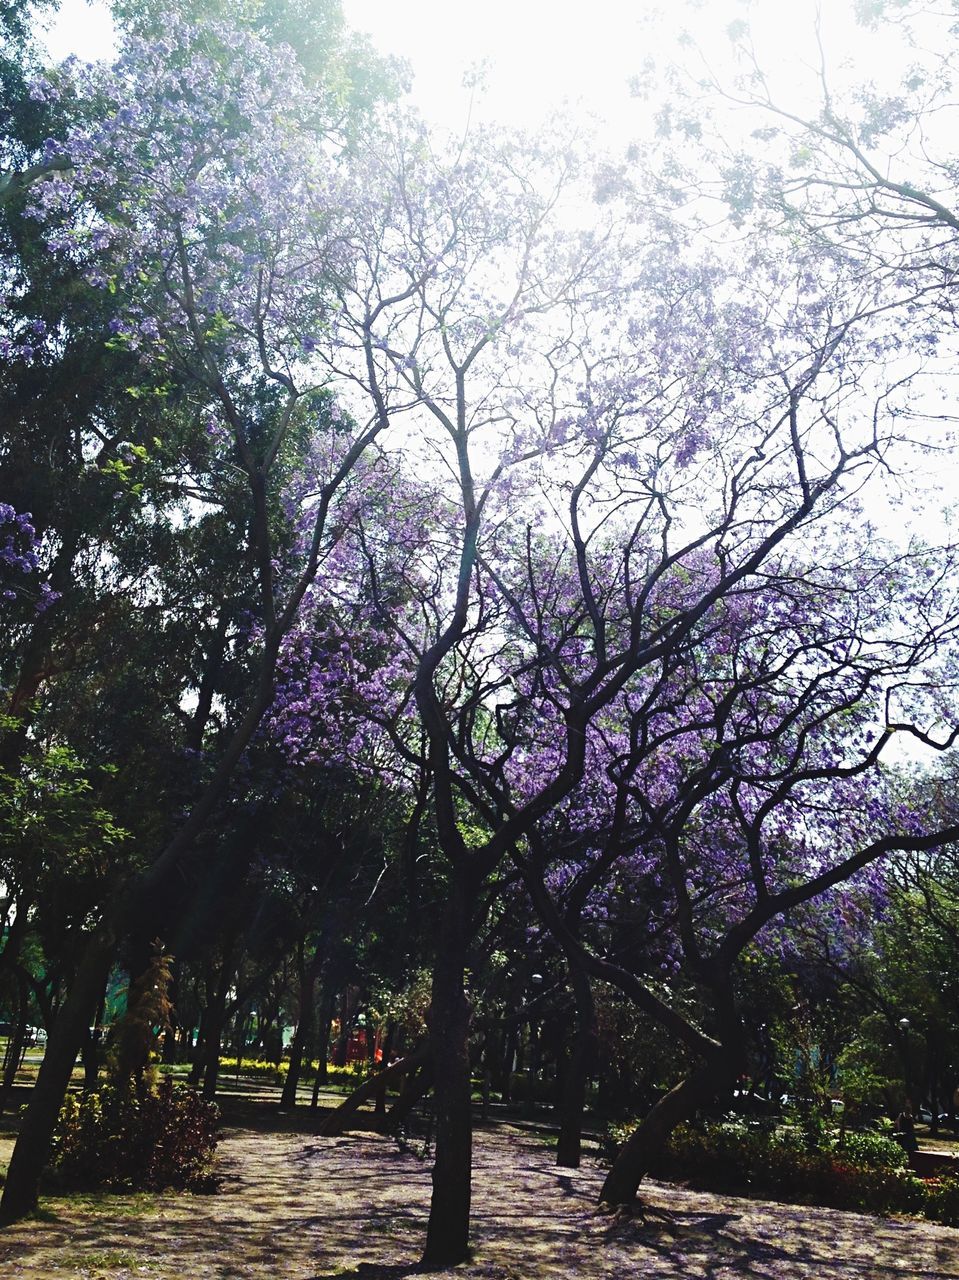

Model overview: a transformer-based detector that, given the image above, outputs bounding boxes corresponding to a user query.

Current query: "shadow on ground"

[0,1113,957,1279]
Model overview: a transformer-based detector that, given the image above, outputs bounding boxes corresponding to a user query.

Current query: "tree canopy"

[2,0,959,1268]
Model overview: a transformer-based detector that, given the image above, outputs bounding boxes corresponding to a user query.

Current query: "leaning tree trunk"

[556,962,598,1169]
[318,1047,429,1135]
[599,1048,737,1206]
[0,934,114,1221]
[389,1063,434,1129]
[421,885,473,1270]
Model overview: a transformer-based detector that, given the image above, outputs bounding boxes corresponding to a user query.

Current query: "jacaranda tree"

[260,94,959,1256]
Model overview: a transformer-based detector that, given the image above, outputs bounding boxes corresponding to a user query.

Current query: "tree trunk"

[421,888,473,1270]
[80,984,107,1092]
[556,964,597,1169]
[0,935,114,1222]
[318,1047,429,1135]
[332,988,352,1067]
[280,945,324,1109]
[313,983,335,1093]
[201,992,229,1101]
[599,1049,736,1206]
[523,1021,540,1119]
[189,1002,208,1087]
[389,1063,434,1129]
[0,972,29,1115]
[375,1021,396,1117]
[200,947,235,1102]
[499,1023,518,1104]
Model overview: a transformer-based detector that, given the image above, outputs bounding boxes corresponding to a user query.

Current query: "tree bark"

[317,1047,429,1135]
[598,1048,736,1206]
[556,964,597,1169]
[80,984,107,1092]
[0,934,114,1221]
[200,950,235,1101]
[280,943,324,1109]
[0,971,29,1115]
[374,1021,396,1117]
[421,886,473,1270]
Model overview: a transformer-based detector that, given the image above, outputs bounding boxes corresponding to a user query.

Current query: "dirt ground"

[1,1118,959,1280]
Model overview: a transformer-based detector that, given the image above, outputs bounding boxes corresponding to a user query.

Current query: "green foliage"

[0,732,129,946]
[645,1120,923,1215]
[836,1129,908,1172]
[922,1175,959,1228]
[49,1077,218,1192]
[216,1056,372,1086]
[608,1118,959,1224]
[0,730,128,874]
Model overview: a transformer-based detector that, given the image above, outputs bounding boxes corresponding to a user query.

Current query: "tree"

[511,533,959,1200]
[0,5,393,1219]
[275,95,959,1252]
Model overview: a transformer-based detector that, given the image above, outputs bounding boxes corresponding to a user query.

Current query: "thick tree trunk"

[523,1021,540,1119]
[598,1049,736,1206]
[313,983,335,1095]
[0,935,114,1222]
[499,1023,518,1103]
[421,889,473,1270]
[374,1022,396,1117]
[331,988,352,1067]
[189,1003,208,1087]
[80,984,107,1092]
[556,965,597,1169]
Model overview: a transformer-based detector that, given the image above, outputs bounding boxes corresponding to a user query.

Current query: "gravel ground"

[1,1121,958,1279]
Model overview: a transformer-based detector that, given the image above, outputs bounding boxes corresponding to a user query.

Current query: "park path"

[1,1122,958,1279]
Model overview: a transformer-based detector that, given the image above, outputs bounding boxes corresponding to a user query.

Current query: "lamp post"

[898,1017,913,1105]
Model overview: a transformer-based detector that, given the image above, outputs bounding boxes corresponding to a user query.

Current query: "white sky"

[35,0,958,757]
[42,0,909,147]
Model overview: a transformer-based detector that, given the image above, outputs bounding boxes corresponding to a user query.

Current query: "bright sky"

[339,0,916,137]
[42,0,908,148]
[36,0,957,754]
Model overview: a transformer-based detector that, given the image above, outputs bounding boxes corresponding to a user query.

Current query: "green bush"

[923,1175,959,1228]
[216,1057,372,1086]
[607,1119,937,1220]
[218,1056,286,1080]
[836,1129,907,1172]
[49,1077,219,1192]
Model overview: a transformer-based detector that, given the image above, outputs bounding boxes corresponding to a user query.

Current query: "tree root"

[597,1197,675,1227]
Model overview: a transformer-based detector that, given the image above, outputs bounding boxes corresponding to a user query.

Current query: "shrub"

[218,1056,287,1080]
[216,1057,372,1086]
[835,1129,907,1172]
[608,1119,932,1220]
[924,1175,959,1228]
[49,1077,219,1192]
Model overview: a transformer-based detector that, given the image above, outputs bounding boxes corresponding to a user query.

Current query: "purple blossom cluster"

[27,16,347,381]
[0,505,61,612]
